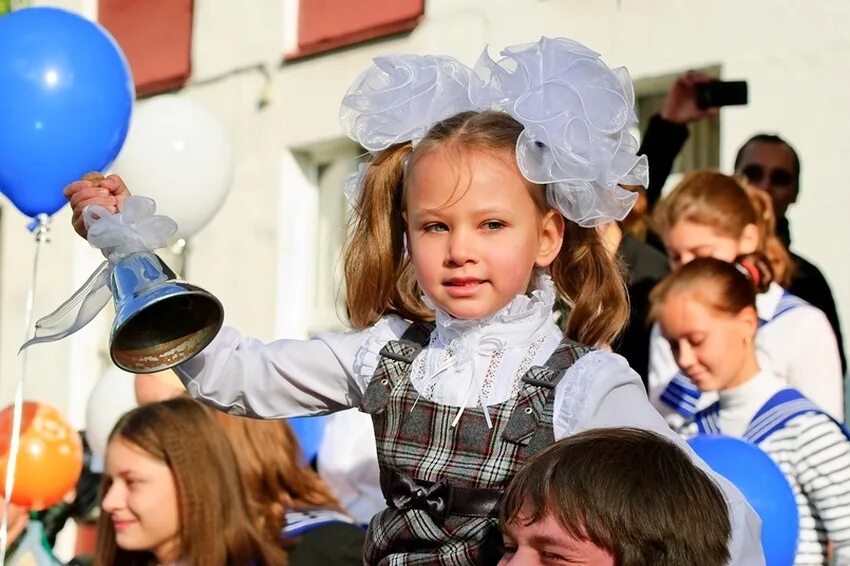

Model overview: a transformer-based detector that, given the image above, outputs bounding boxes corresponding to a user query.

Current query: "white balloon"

[85,366,138,465]
[110,94,234,241]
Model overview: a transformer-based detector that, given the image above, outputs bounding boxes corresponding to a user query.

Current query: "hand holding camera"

[661,70,748,125]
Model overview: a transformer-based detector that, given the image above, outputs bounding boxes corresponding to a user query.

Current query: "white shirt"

[174,276,764,565]
[316,408,384,525]
[716,371,784,437]
[649,282,844,425]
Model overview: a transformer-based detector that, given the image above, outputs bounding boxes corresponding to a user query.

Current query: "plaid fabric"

[361,323,589,565]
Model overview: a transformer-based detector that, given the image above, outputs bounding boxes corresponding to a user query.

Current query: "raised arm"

[173,326,370,418]
[638,70,716,208]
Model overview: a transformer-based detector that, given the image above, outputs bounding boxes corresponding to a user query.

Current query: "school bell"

[109,251,224,374]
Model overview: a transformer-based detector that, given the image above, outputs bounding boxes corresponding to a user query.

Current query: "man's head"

[734,134,800,218]
[499,428,731,566]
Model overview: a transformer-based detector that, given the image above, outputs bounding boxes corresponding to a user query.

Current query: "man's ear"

[535,210,565,267]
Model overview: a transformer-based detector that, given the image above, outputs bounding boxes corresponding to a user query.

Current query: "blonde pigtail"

[741,184,794,288]
[344,143,420,328]
[552,221,629,347]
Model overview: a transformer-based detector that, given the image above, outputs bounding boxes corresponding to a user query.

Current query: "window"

[285,140,362,335]
[309,154,355,333]
[284,0,423,60]
[99,0,193,96]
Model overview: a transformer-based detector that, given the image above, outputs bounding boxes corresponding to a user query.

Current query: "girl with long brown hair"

[68,37,761,564]
[95,397,284,566]
[649,170,842,427]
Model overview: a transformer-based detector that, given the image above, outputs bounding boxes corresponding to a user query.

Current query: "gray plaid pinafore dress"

[360,322,590,565]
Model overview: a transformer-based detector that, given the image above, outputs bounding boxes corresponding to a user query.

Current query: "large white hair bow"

[339,36,648,227]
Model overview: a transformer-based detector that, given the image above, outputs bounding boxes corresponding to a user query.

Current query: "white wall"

[2,0,847,421]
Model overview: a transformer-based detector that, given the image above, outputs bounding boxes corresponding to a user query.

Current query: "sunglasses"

[740,164,795,188]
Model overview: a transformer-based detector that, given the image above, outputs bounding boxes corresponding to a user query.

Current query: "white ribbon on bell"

[19,196,176,351]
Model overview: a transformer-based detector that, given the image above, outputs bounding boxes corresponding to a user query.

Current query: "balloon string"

[0,215,50,565]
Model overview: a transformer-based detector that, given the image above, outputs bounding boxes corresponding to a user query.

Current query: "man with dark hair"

[498,428,733,566]
[734,133,800,229]
[638,73,846,373]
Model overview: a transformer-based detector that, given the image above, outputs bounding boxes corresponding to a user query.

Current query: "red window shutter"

[98,0,193,96]
[288,0,424,60]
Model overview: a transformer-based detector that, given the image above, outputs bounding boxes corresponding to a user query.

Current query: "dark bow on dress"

[388,473,454,522]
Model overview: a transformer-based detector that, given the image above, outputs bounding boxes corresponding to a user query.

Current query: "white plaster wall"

[2,0,848,421]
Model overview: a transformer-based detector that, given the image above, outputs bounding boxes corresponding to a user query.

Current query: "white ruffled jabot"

[352,275,563,428]
[425,273,558,352]
[420,274,561,427]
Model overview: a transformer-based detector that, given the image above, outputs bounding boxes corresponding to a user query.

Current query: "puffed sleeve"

[173,315,410,418]
[554,351,766,566]
[350,315,414,389]
[779,307,844,420]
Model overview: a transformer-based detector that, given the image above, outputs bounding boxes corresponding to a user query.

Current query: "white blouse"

[174,276,764,565]
[648,282,844,425]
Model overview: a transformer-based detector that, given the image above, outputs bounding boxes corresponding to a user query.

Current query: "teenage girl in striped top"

[652,254,850,565]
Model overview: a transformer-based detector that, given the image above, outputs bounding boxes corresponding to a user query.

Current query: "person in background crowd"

[637,71,846,373]
[211,412,365,565]
[652,255,850,564]
[498,427,731,566]
[603,185,671,387]
[649,171,843,427]
[96,397,284,565]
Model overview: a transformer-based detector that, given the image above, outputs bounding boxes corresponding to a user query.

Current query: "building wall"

[2,0,848,423]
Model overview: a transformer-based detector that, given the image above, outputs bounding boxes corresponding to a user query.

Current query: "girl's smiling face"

[102,437,181,564]
[404,147,564,320]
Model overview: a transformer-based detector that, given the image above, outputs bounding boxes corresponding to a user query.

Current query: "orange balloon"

[0,401,83,510]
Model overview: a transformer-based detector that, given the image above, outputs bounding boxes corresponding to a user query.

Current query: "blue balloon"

[0,7,134,218]
[287,415,328,464]
[688,435,799,566]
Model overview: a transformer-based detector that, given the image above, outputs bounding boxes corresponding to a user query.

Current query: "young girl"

[651,255,850,565]
[96,397,284,565]
[648,170,842,426]
[68,37,762,564]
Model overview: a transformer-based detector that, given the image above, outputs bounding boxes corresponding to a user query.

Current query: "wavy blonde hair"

[653,170,792,287]
[344,110,628,346]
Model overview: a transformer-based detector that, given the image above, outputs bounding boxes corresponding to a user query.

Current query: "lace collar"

[424,273,559,351]
[418,274,560,428]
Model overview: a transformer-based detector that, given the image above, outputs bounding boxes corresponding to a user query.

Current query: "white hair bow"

[339,37,648,228]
